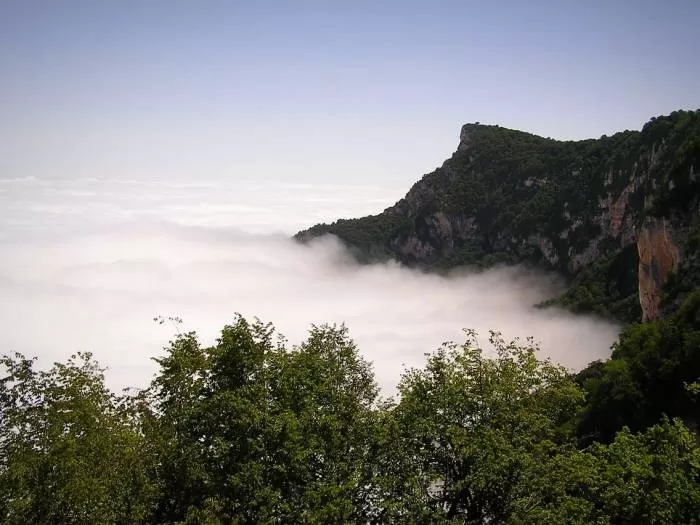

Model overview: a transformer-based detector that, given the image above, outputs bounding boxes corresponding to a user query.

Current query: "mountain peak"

[458,123,478,151]
[297,110,700,324]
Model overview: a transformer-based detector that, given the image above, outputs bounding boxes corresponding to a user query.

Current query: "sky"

[1,0,699,185]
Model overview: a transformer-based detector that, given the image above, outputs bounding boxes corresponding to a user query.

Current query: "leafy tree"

[512,419,700,524]
[586,419,700,524]
[0,352,156,524]
[146,316,380,524]
[145,317,281,523]
[579,289,700,442]
[268,324,380,523]
[376,330,584,523]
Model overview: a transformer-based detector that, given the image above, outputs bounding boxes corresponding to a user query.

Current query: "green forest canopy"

[3,294,700,524]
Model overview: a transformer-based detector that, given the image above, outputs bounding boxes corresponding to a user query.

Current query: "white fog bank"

[0,225,620,395]
[0,178,620,395]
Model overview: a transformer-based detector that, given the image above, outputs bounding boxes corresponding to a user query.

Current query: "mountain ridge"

[296,109,700,324]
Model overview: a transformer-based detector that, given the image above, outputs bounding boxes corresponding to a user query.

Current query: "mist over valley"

[0,177,619,394]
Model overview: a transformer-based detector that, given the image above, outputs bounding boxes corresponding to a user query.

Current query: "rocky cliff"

[637,218,681,322]
[296,110,700,323]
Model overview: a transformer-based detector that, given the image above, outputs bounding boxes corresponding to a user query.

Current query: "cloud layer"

[0,178,620,395]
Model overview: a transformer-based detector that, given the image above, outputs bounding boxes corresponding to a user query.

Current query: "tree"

[587,419,700,524]
[145,316,281,523]
[146,316,380,524]
[0,352,156,524]
[579,290,700,443]
[268,324,380,523]
[513,419,700,524]
[377,330,585,523]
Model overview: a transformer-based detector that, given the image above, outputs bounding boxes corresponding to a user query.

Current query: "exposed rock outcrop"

[637,218,681,322]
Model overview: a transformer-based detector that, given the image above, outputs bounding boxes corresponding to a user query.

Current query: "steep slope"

[296,110,700,323]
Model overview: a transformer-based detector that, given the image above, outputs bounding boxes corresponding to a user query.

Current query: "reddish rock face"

[637,218,680,322]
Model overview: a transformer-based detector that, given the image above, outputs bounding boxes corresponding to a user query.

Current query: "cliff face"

[297,110,700,323]
[637,218,681,321]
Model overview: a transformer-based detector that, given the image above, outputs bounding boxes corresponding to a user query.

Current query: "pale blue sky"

[1,0,698,184]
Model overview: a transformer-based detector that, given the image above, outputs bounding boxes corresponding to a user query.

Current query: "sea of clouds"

[0,177,620,396]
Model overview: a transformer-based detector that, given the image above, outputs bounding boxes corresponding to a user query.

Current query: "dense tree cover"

[3,316,700,524]
[297,110,700,323]
[0,353,156,523]
[299,214,404,263]
[577,289,700,444]
[542,245,642,322]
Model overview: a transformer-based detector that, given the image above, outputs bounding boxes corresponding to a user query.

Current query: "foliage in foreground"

[2,316,700,524]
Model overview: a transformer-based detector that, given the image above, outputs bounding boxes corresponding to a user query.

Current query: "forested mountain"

[297,110,700,324]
